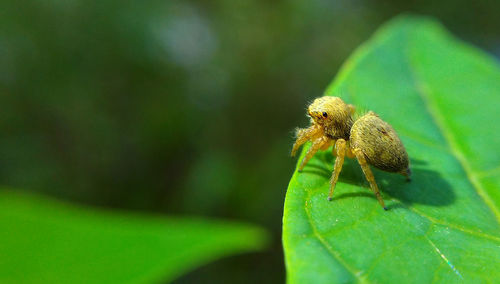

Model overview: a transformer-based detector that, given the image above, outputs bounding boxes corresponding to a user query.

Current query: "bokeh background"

[1,1,499,283]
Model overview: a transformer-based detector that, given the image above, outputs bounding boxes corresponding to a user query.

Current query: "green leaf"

[283,15,500,283]
[0,190,268,283]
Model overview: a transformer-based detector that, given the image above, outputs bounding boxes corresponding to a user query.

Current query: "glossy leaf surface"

[283,16,500,283]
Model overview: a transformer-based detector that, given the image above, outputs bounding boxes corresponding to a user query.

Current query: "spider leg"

[298,136,329,172]
[321,139,334,151]
[345,142,355,159]
[327,139,346,201]
[347,104,356,115]
[353,148,387,210]
[291,125,320,157]
[401,167,411,182]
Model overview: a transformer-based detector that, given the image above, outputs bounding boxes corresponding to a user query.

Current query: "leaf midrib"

[405,50,500,221]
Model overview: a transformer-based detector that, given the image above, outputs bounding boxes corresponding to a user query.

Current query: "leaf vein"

[304,189,370,283]
[395,199,500,241]
[406,52,500,221]
[424,236,463,279]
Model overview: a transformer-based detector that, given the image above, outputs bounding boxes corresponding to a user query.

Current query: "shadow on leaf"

[301,151,455,207]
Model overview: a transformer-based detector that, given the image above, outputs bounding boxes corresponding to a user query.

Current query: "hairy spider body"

[291,96,410,210]
[351,111,409,174]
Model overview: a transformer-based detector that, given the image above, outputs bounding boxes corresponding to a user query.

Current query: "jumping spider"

[291,96,410,210]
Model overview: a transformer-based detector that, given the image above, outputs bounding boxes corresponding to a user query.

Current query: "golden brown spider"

[291,96,410,210]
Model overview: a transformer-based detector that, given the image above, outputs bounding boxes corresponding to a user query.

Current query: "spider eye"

[322,112,328,118]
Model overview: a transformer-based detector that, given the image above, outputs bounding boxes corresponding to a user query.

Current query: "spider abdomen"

[350,112,409,173]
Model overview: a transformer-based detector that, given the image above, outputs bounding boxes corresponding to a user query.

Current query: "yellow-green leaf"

[0,190,268,283]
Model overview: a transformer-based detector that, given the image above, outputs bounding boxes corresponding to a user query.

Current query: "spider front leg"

[298,136,331,172]
[291,125,321,157]
[328,139,346,201]
[353,148,387,210]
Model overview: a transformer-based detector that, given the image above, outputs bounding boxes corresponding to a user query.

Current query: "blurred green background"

[0,0,499,283]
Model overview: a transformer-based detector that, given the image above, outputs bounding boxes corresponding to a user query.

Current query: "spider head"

[307,96,354,128]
